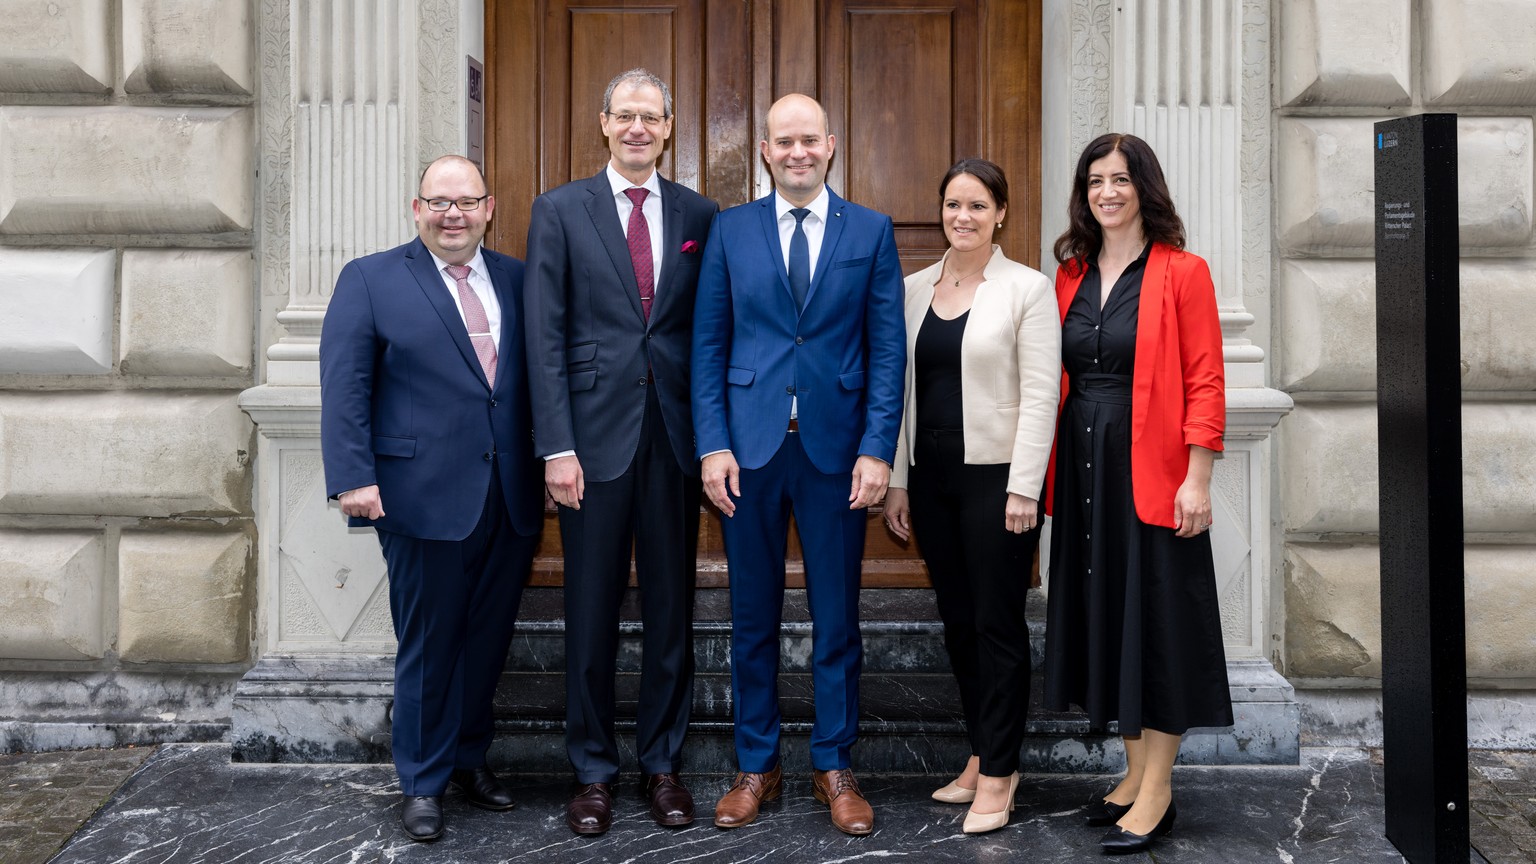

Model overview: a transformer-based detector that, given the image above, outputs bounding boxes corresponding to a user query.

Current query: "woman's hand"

[1173,445,1216,538]
[1005,493,1038,534]
[883,487,912,541]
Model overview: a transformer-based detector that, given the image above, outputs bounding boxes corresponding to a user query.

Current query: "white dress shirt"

[607,163,665,291]
[773,185,830,282]
[427,246,500,353]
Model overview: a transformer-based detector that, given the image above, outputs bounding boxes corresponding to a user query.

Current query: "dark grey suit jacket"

[524,169,718,481]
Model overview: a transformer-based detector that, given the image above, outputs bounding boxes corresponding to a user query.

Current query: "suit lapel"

[582,170,647,324]
[406,239,491,391]
[652,178,686,325]
[1131,242,1170,443]
[484,251,515,393]
[756,193,792,301]
[805,188,846,311]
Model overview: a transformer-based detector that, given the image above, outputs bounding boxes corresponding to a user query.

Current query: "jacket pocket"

[569,369,597,392]
[566,341,597,367]
[831,256,871,271]
[838,370,866,390]
[371,435,416,458]
[727,366,755,386]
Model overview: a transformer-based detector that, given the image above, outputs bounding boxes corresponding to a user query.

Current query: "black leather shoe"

[644,773,695,827]
[566,782,614,835]
[1100,800,1176,855]
[1084,797,1134,827]
[400,795,444,842]
[451,766,517,811]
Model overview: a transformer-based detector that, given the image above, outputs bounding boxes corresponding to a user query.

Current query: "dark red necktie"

[624,188,654,321]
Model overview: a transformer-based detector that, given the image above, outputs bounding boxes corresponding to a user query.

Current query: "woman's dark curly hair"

[1052,133,1184,273]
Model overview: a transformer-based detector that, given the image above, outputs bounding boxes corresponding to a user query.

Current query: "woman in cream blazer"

[884,158,1060,834]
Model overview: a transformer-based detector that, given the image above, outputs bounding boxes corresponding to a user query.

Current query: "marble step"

[505,587,1049,675]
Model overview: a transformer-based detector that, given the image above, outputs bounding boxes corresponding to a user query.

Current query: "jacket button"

[489,399,498,407]
[795,336,804,345]
[483,452,493,461]
[786,385,795,395]
[638,376,648,385]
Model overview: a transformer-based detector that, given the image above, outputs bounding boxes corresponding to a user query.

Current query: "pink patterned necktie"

[445,264,497,385]
[624,187,655,321]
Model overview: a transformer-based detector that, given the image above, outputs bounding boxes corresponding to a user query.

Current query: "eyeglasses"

[605,112,668,128]
[420,195,489,212]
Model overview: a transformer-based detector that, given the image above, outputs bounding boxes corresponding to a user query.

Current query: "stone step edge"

[513,619,1045,636]
[490,718,1100,736]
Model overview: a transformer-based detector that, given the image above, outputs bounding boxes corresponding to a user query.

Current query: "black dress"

[1042,247,1233,736]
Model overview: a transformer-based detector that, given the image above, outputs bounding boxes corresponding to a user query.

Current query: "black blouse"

[1062,243,1151,377]
[914,304,968,432]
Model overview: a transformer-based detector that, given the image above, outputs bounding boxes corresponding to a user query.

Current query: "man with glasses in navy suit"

[320,155,543,843]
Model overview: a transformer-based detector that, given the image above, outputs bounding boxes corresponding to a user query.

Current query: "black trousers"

[908,429,1039,777]
[559,385,700,782]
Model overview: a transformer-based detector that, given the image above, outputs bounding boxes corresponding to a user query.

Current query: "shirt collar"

[774,186,830,224]
[427,246,487,279]
[606,163,662,201]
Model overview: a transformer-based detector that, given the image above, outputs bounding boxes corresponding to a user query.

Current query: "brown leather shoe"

[566,782,613,835]
[813,768,874,835]
[712,766,783,828]
[644,773,695,827]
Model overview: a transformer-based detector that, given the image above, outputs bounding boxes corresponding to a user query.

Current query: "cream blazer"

[890,245,1061,498]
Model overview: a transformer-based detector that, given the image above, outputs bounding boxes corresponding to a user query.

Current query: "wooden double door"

[486,0,1042,587]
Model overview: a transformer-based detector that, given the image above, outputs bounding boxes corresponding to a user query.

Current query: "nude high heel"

[931,778,977,804]
[961,772,1019,834]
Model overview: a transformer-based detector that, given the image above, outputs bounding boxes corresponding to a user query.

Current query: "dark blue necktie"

[788,208,810,311]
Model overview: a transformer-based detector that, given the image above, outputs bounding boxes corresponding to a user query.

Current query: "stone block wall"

[0,0,256,747]
[1275,1,1536,695]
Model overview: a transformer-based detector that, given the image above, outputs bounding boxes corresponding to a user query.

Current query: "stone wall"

[0,0,257,748]
[1275,0,1536,722]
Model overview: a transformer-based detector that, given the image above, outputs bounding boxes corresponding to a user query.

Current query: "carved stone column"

[234,0,470,761]
[1046,0,1297,764]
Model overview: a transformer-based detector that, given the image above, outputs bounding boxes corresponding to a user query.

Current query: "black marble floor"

[49,744,1443,864]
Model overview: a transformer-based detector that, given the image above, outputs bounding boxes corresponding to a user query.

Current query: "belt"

[1073,372,1132,405]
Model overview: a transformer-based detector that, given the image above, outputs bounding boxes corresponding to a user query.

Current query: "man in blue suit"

[692,94,906,835]
[319,155,543,842]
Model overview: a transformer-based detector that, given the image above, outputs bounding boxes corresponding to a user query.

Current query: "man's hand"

[702,452,741,517]
[339,485,385,520]
[545,455,585,510]
[848,455,890,510]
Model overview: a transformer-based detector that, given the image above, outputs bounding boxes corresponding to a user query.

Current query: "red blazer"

[1044,243,1225,529]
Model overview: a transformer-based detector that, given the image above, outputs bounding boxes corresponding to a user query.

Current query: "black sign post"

[1374,113,1469,863]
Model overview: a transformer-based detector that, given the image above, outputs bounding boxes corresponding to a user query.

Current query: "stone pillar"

[234,0,473,761]
[1046,0,1297,763]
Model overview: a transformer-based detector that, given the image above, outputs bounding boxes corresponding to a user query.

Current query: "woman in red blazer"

[1042,133,1231,855]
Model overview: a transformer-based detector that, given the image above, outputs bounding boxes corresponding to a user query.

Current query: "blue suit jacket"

[319,238,544,541]
[691,188,906,473]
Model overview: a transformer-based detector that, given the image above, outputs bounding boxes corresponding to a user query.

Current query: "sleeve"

[318,260,380,499]
[858,216,908,463]
[1007,271,1063,497]
[690,211,734,459]
[523,194,578,458]
[1174,255,1226,451]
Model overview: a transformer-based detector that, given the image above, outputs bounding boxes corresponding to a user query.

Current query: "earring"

[996,222,1003,229]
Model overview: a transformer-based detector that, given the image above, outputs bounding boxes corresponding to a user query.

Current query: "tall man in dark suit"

[524,68,718,835]
[319,155,543,843]
[691,94,906,835]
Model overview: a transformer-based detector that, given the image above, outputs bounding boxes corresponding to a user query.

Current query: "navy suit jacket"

[319,237,544,541]
[691,188,906,473]
[525,170,717,481]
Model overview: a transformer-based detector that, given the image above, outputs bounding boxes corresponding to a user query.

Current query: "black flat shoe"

[451,766,517,811]
[1084,797,1134,827]
[401,795,444,842]
[1100,800,1176,855]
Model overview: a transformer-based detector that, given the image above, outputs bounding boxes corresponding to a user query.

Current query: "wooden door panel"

[489,0,1041,588]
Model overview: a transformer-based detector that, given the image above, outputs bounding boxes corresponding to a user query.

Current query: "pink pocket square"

[681,240,701,254]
